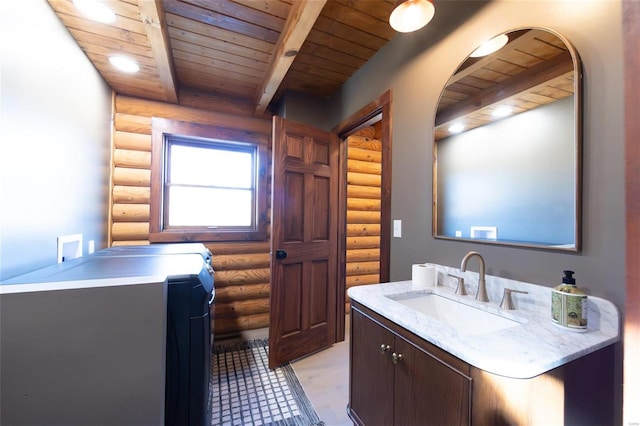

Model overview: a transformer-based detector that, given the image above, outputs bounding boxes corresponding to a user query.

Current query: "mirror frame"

[432,27,583,252]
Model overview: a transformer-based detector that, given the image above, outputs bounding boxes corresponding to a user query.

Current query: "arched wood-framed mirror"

[433,28,582,251]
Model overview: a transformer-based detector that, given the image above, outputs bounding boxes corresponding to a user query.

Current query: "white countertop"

[347,264,620,379]
[0,275,168,294]
[0,252,210,294]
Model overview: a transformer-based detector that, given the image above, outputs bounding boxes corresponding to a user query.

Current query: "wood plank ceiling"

[434,28,576,140]
[46,2,571,127]
[47,0,397,116]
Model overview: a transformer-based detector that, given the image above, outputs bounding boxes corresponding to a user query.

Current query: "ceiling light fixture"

[492,105,513,118]
[389,0,435,33]
[470,34,509,58]
[448,123,465,134]
[73,0,116,24]
[109,56,140,73]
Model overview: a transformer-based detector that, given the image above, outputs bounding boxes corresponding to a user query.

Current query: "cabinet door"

[393,337,471,426]
[350,308,394,426]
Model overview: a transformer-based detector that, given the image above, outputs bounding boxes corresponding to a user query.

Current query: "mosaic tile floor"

[211,340,323,426]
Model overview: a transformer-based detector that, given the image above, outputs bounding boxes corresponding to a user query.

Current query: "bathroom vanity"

[347,266,619,426]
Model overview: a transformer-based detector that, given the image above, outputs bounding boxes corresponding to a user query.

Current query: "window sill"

[149,230,267,243]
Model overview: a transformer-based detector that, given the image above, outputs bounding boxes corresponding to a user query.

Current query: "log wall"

[345,127,382,311]
[110,95,273,335]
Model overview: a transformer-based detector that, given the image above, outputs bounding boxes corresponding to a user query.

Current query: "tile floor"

[216,317,352,426]
[211,342,307,425]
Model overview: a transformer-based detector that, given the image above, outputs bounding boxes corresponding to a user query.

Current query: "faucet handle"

[448,274,467,296]
[500,288,528,310]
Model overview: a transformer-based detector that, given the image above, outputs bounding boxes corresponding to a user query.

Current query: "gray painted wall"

[325,2,625,420]
[329,1,625,310]
[275,89,331,130]
[0,2,112,280]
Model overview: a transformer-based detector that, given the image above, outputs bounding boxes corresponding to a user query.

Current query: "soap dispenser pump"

[551,270,588,332]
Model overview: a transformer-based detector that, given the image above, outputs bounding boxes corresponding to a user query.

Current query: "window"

[150,118,268,242]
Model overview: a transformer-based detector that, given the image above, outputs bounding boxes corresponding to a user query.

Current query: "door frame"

[623,0,639,422]
[333,90,392,342]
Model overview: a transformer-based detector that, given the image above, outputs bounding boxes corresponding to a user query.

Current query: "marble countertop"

[347,264,620,379]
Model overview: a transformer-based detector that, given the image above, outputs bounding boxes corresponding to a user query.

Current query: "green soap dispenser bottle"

[551,270,588,332]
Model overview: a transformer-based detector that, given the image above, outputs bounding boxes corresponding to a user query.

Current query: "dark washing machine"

[158,255,213,426]
[91,245,214,426]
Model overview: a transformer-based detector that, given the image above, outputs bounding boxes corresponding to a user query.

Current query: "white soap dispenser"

[551,270,588,332]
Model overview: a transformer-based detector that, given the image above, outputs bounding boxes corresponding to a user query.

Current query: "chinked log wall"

[345,127,382,311]
[110,95,272,335]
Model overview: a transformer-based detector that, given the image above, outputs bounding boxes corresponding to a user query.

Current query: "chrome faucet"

[460,251,489,302]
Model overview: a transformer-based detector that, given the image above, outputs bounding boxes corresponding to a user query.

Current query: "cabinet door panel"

[350,308,394,426]
[394,337,470,426]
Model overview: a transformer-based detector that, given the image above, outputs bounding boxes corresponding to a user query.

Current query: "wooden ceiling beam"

[254,0,327,115]
[448,30,541,85]
[435,50,574,127]
[138,0,178,103]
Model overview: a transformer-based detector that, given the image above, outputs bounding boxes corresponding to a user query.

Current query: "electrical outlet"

[57,234,83,263]
[393,220,402,238]
[88,240,95,254]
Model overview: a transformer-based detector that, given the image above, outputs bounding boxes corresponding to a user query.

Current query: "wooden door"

[269,117,339,368]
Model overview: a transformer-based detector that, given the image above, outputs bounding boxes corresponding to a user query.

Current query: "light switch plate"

[393,220,402,238]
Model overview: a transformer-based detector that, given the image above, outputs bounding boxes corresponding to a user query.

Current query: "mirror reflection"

[433,28,581,251]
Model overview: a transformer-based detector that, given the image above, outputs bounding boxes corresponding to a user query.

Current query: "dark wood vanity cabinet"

[349,301,615,426]
[349,303,471,426]
[349,305,394,425]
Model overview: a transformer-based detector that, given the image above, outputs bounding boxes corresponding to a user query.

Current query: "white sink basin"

[388,292,522,335]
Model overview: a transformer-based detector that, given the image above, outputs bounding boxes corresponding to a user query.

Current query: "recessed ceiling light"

[448,123,465,134]
[492,105,513,118]
[73,0,116,24]
[470,34,509,58]
[109,56,140,73]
